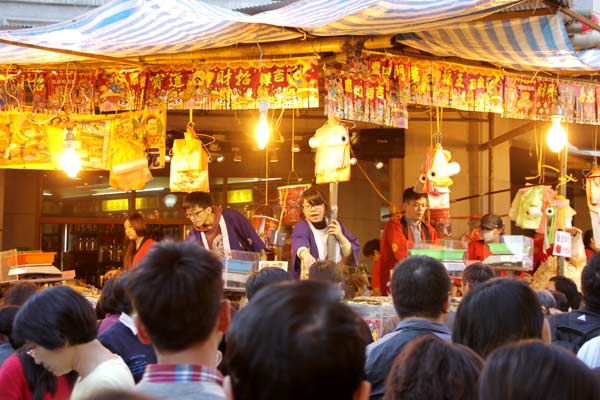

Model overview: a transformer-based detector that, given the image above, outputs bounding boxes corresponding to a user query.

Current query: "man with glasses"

[183,192,266,259]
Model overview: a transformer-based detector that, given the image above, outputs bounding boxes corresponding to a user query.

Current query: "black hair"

[390,256,450,319]
[362,239,380,257]
[480,340,600,400]
[1,281,39,306]
[384,335,483,400]
[245,267,291,301]
[126,241,223,352]
[0,305,19,348]
[462,262,494,288]
[98,272,132,315]
[453,279,544,358]
[299,187,329,220]
[584,229,595,251]
[582,255,600,312]
[182,192,213,210]
[13,286,97,350]
[308,260,344,285]
[549,275,581,310]
[226,280,368,400]
[550,290,569,312]
[403,187,427,203]
[535,290,557,310]
[124,213,149,269]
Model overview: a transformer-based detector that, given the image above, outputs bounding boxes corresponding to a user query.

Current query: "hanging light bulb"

[547,115,567,153]
[256,100,270,150]
[60,127,82,178]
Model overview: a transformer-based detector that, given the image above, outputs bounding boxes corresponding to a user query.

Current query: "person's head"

[98,272,132,316]
[0,305,19,347]
[245,267,291,301]
[308,260,344,285]
[363,239,380,260]
[2,281,39,306]
[548,275,581,310]
[480,340,600,400]
[183,192,214,231]
[581,254,600,311]
[550,290,569,312]
[384,335,483,400]
[300,187,329,224]
[390,256,450,320]
[225,280,370,400]
[126,241,229,354]
[402,188,428,221]
[453,278,544,358]
[124,213,147,241]
[584,229,596,251]
[461,262,494,295]
[479,214,504,243]
[535,290,557,318]
[13,286,98,376]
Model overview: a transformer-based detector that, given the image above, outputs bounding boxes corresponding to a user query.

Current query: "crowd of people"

[1,186,600,399]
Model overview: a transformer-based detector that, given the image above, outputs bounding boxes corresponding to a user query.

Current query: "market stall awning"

[395,14,600,71]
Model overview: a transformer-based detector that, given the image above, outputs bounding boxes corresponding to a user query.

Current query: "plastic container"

[17,252,56,265]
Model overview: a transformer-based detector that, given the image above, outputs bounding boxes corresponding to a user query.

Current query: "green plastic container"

[408,248,465,261]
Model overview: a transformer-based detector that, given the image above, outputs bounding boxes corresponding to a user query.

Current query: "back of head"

[2,281,39,306]
[549,275,581,310]
[453,279,544,358]
[226,280,368,400]
[462,263,494,289]
[126,241,223,352]
[390,256,450,319]
[550,290,569,312]
[535,290,557,310]
[98,272,132,315]
[480,340,600,400]
[584,229,595,249]
[402,187,425,203]
[245,267,291,301]
[182,192,213,210]
[384,335,483,400]
[308,260,344,285]
[581,255,600,311]
[479,214,504,230]
[13,286,97,349]
[0,305,19,344]
[363,239,380,257]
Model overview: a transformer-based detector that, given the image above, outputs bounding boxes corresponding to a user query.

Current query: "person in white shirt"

[13,286,134,399]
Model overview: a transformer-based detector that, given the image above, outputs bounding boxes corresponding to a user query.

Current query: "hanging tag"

[553,230,572,258]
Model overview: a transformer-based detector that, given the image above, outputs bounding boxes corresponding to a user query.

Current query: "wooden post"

[327,182,339,261]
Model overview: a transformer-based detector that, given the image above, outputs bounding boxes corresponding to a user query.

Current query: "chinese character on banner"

[503,76,536,120]
[97,70,146,112]
[558,81,577,123]
[535,79,558,121]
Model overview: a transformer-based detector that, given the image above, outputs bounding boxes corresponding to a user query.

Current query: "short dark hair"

[582,255,600,312]
[479,214,503,230]
[299,187,329,219]
[182,192,213,211]
[480,340,600,400]
[245,267,291,301]
[584,229,595,250]
[550,275,581,310]
[384,335,483,400]
[2,281,39,306]
[362,239,380,257]
[308,260,344,285]
[98,272,132,315]
[462,263,494,288]
[453,279,544,358]
[390,256,450,319]
[13,286,97,349]
[226,280,368,400]
[550,290,569,312]
[403,187,426,203]
[126,241,223,352]
[535,290,557,310]
[0,305,19,344]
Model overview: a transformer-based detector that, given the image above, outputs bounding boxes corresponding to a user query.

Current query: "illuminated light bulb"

[292,145,301,153]
[216,155,224,162]
[350,157,357,166]
[256,112,269,150]
[547,115,567,153]
[61,146,82,178]
[375,161,384,169]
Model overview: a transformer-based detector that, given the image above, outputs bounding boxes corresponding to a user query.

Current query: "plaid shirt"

[141,364,223,385]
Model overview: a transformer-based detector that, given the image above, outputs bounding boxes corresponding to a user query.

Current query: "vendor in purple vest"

[291,187,360,278]
[184,192,266,260]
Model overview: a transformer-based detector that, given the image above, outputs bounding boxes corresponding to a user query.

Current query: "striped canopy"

[0,0,598,72]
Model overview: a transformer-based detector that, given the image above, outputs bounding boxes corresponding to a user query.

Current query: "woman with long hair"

[123,213,154,270]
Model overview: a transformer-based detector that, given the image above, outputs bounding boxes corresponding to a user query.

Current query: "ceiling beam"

[543,0,600,33]
[478,121,538,151]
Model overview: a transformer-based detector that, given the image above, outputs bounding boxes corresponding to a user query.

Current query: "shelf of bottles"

[41,223,184,287]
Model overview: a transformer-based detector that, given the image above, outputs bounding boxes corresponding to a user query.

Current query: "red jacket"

[467,240,492,262]
[131,237,155,268]
[379,216,438,295]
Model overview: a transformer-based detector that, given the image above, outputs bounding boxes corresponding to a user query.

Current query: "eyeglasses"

[186,207,208,220]
[302,203,323,210]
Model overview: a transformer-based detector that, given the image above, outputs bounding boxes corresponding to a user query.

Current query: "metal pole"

[558,130,568,276]
[327,182,339,262]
